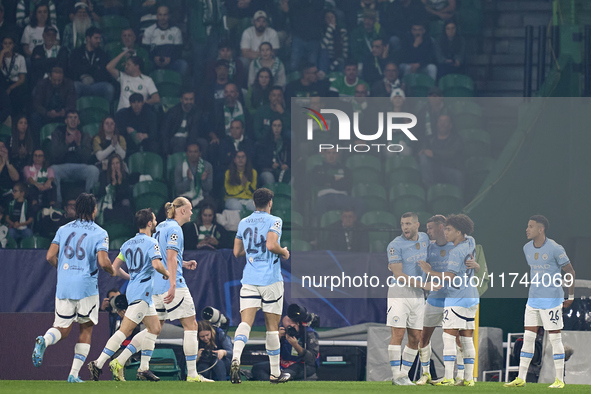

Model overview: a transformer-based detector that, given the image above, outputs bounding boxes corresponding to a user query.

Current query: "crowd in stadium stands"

[0,0,471,250]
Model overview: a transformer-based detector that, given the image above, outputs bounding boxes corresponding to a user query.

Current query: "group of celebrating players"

[28,188,576,388]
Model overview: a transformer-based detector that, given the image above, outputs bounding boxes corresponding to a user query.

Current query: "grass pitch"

[0,381,589,393]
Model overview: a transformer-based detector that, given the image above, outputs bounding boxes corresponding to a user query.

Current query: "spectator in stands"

[248,42,286,88]
[207,40,246,89]
[224,150,256,211]
[6,182,33,244]
[96,153,132,224]
[381,0,427,54]
[107,51,159,111]
[142,5,187,76]
[196,320,233,380]
[69,26,115,102]
[219,119,255,169]
[399,21,437,81]
[423,0,456,21]
[258,117,290,185]
[30,26,68,88]
[183,204,228,250]
[252,314,319,381]
[327,208,369,252]
[288,0,324,71]
[21,2,59,57]
[175,143,213,208]
[241,10,280,66]
[435,20,465,77]
[24,149,56,209]
[62,2,98,52]
[107,27,152,75]
[349,9,379,64]
[226,0,262,31]
[129,0,158,35]
[114,93,159,156]
[284,63,330,106]
[362,37,391,86]
[245,67,272,115]
[32,66,76,136]
[0,5,18,42]
[49,110,99,204]
[0,206,7,248]
[66,0,101,23]
[16,0,57,29]
[330,60,369,97]
[93,116,126,170]
[9,115,34,175]
[0,35,27,112]
[371,61,402,97]
[356,0,380,25]
[162,89,207,157]
[0,141,19,207]
[418,114,463,190]
[416,86,448,141]
[202,59,232,111]
[311,147,362,216]
[254,86,290,142]
[213,83,246,139]
[319,9,348,74]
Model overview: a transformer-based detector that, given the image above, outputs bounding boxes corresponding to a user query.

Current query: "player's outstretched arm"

[46,244,59,268]
[152,258,170,279]
[164,249,178,304]
[562,262,576,309]
[98,251,115,276]
[233,238,246,258]
[266,232,289,259]
[112,255,130,281]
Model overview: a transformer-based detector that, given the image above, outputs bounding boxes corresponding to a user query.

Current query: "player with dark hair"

[88,209,170,382]
[230,187,290,384]
[419,214,478,386]
[32,193,114,382]
[505,215,576,389]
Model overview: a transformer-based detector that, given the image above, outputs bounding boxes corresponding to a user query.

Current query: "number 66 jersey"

[52,219,109,300]
[236,211,283,286]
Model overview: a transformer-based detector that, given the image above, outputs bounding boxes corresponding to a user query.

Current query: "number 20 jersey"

[236,211,283,286]
[52,219,109,300]
[119,233,162,305]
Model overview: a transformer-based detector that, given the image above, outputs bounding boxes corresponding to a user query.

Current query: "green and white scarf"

[96,184,115,225]
[253,57,282,80]
[180,158,206,206]
[8,199,28,230]
[224,102,245,135]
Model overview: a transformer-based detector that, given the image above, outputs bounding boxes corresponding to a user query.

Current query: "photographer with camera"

[196,320,233,381]
[101,288,126,336]
[251,314,320,381]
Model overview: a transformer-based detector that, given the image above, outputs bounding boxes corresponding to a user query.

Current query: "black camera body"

[201,349,214,360]
[286,325,299,338]
[105,294,128,313]
[287,304,320,328]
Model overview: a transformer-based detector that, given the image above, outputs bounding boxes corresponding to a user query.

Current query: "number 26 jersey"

[236,211,283,286]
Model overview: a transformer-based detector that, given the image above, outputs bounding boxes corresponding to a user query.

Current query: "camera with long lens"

[286,325,299,338]
[105,294,128,313]
[287,304,320,328]
[201,306,229,330]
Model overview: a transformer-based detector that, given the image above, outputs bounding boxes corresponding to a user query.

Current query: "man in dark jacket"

[218,119,255,170]
[32,66,76,135]
[114,93,159,156]
[68,26,114,101]
[288,0,324,71]
[49,110,99,204]
[161,89,207,157]
[399,22,437,81]
[30,26,68,87]
[327,209,369,252]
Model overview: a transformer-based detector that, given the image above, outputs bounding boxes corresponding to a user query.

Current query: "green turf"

[0,381,588,393]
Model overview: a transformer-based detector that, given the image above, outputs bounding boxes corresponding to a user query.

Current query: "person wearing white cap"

[240,10,280,64]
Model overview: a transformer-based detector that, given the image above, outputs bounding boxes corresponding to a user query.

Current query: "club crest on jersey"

[393,316,400,323]
[249,257,254,263]
[63,263,69,270]
[534,253,539,260]
[415,243,420,250]
[542,254,549,260]
[440,250,446,257]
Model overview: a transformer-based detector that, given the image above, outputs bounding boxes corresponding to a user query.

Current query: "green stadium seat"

[291,211,304,228]
[385,155,421,185]
[292,239,312,251]
[417,211,434,225]
[459,129,491,158]
[390,183,427,217]
[320,210,341,228]
[361,210,397,228]
[134,194,168,215]
[239,205,254,219]
[128,152,164,180]
[429,19,445,40]
[5,237,18,249]
[459,0,483,36]
[40,122,62,141]
[149,348,181,381]
[100,15,130,43]
[133,181,169,198]
[150,70,182,97]
[439,74,475,97]
[352,168,381,185]
[265,182,291,198]
[403,73,436,97]
[109,237,127,251]
[77,96,110,125]
[306,154,325,172]
[465,157,494,198]
[449,101,483,131]
[161,96,180,113]
[272,209,291,227]
[368,229,393,244]
[0,124,11,143]
[166,152,186,184]
[281,237,291,250]
[346,155,381,171]
[370,239,389,253]
[286,71,301,84]
[352,183,388,211]
[427,183,464,215]
[82,122,101,137]
[102,223,135,240]
[19,236,52,249]
[272,196,291,212]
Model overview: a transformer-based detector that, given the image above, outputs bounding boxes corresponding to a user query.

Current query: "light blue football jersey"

[236,210,283,286]
[120,233,162,305]
[445,236,479,308]
[152,219,187,295]
[524,238,570,309]
[426,241,455,307]
[387,232,430,279]
[52,220,109,300]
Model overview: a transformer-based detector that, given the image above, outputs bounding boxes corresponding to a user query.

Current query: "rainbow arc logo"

[303,107,328,131]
